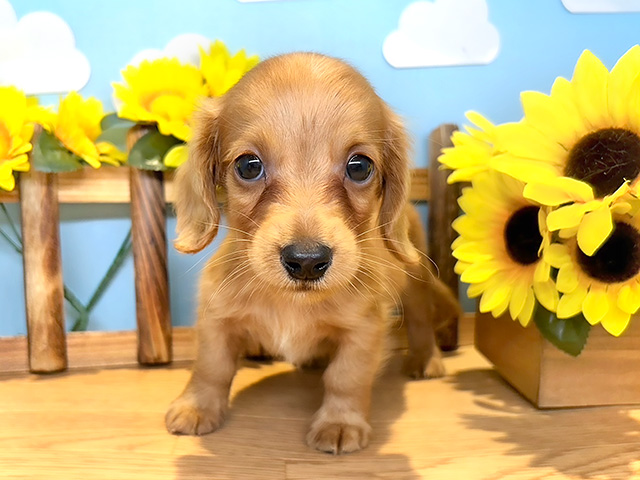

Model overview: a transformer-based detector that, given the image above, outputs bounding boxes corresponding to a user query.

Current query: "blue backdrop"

[2,0,640,335]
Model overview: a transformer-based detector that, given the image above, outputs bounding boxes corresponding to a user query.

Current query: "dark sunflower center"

[577,222,640,283]
[504,206,542,265]
[565,128,640,197]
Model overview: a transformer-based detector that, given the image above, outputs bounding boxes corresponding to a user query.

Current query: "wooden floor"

[1,346,639,480]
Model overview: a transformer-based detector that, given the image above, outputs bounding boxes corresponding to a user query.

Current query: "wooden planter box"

[475,312,640,408]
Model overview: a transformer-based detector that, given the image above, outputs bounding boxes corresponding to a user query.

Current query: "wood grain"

[0,314,476,375]
[128,126,172,365]
[427,124,461,351]
[19,168,67,373]
[476,311,640,408]
[1,346,638,479]
[0,168,426,204]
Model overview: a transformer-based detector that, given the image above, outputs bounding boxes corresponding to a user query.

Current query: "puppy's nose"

[280,242,333,281]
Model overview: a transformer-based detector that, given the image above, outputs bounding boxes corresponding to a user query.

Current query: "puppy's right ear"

[174,98,223,254]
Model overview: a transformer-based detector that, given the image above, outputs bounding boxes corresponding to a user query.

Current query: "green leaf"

[31,130,83,173]
[96,125,130,153]
[127,131,181,171]
[100,113,135,131]
[533,304,591,357]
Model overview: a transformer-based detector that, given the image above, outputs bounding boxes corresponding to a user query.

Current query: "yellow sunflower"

[113,58,208,141]
[40,92,126,168]
[200,40,259,97]
[0,87,48,191]
[487,47,640,257]
[453,170,557,325]
[438,111,496,183]
[544,215,640,336]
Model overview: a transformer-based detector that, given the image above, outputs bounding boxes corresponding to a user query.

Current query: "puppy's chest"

[245,307,333,364]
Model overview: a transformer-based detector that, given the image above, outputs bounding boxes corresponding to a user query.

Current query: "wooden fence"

[0,124,460,374]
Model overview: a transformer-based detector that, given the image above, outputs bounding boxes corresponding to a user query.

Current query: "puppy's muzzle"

[280,241,333,281]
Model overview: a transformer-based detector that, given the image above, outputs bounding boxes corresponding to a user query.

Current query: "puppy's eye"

[235,154,264,181]
[346,154,374,183]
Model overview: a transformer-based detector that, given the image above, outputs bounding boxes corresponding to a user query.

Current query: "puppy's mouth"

[279,241,333,291]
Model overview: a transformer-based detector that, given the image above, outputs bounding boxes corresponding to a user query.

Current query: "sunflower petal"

[508,281,528,320]
[460,261,500,284]
[491,290,512,318]
[479,282,512,314]
[490,154,560,183]
[608,45,640,126]
[523,177,594,206]
[571,50,610,128]
[617,284,640,314]
[517,287,536,326]
[493,121,565,162]
[556,264,580,293]
[543,243,571,268]
[557,284,588,319]
[467,282,485,298]
[533,261,550,283]
[600,305,632,337]
[577,205,613,256]
[546,203,595,231]
[533,280,559,312]
[582,287,609,325]
[520,90,583,148]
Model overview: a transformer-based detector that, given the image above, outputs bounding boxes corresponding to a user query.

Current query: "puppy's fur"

[166,53,461,454]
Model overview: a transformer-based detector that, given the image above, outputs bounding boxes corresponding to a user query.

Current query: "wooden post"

[128,126,172,365]
[20,168,67,373]
[428,124,461,351]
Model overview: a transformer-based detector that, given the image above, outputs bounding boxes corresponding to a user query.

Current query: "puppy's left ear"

[379,104,421,264]
[173,98,223,254]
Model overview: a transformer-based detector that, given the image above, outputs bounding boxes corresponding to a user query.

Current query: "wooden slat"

[0,327,195,374]
[409,168,429,202]
[19,169,67,373]
[428,124,461,351]
[0,314,475,375]
[0,167,428,204]
[128,127,172,365]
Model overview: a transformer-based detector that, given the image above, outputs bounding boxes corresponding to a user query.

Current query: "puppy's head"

[174,53,418,295]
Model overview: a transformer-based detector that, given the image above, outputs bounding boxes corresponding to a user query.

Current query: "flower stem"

[85,229,132,313]
[0,227,22,254]
[0,203,23,249]
[65,286,88,318]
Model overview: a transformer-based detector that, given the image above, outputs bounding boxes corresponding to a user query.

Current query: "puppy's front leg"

[307,327,383,454]
[165,321,242,436]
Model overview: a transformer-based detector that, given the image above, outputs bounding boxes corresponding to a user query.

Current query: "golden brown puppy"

[166,52,461,454]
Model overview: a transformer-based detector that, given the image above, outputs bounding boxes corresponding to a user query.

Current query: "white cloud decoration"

[562,0,640,12]
[126,33,211,67]
[383,0,500,68]
[0,0,91,94]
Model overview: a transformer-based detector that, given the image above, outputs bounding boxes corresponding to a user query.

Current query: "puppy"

[165,52,461,454]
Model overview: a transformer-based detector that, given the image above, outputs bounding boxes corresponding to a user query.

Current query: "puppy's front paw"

[307,416,371,454]
[403,353,446,379]
[165,395,226,436]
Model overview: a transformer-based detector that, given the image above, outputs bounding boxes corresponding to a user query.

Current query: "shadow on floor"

[174,356,422,480]
[449,368,640,480]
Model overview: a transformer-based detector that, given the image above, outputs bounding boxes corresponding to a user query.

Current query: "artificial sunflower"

[487,46,640,256]
[0,86,47,191]
[200,40,259,97]
[453,170,557,326]
[40,92,126,168]
[113,58,208,142]
[544,215,640,336]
